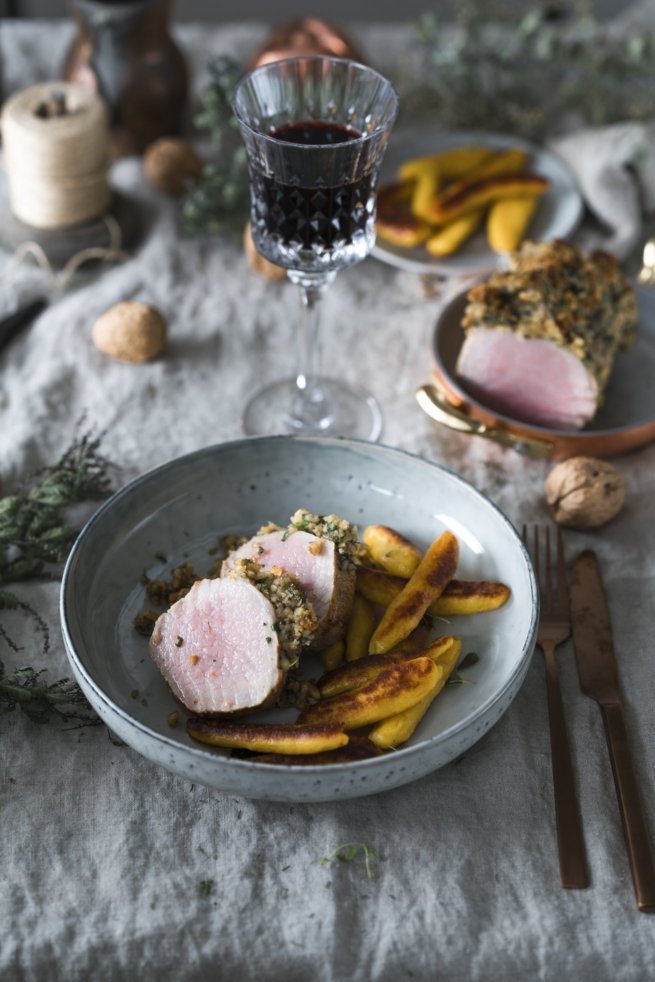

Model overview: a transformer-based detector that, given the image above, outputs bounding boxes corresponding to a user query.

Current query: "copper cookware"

[420,287,655,460]
[250,19,364,69]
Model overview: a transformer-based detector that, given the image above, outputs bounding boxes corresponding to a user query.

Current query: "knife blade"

[570,549,655,912]
[0,297,48,354]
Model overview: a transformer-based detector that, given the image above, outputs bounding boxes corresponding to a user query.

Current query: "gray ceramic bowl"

[61,436,538,802]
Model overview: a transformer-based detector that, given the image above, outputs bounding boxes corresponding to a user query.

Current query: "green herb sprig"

[400,4,655,139]
[0,431,111,584]
[182,56,250,234]
[0,431,113,729]
[0,662,99,726]
[321,842,381,879]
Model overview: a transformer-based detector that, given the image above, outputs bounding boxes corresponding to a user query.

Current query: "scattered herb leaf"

[320,842,381,880]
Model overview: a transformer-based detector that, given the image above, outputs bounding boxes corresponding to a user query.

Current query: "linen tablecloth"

[1,19,654,982]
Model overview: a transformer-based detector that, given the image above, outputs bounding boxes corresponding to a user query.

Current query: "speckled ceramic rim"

[60,435,538,780]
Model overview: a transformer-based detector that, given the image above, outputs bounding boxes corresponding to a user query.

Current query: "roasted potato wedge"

[362,525,422,578]
[251,736,383,765]
[397,145,493,183]
[428,173,548,224]
[368,531,459,654]
[345,594,376,662]
[186,719,348,755]
[357,566,510,616]
[320,639,345,672]
[318,635,456,699]
[486,195,539,252]
[357,565,406,605]
[431,579,511,616]
[369,640,462,749]
[298,657,441,730]
[376,180,432,247]
[410,169,442,222]
[425,208,484,257]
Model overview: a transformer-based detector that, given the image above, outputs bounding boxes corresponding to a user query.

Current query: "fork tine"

[544,526,553,613]
[556,527,569,616]
[533,525,541,595]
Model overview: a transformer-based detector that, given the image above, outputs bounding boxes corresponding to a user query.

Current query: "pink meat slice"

[456,328,599,430]
[222,529,355,650]
[149,577,283,714]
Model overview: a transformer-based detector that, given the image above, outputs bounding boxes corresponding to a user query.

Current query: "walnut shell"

[92,301,167,363]
[545,457,625,529]
[244,223,287,281]
[143,138,204,196]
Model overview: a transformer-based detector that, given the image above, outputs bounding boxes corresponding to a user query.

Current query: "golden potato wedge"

[388,620,433,653]
[356,565,406,605]
[428,173,548,224]
[410,169,441,223]
[375,181,432,247]
[320,639,345,672]
[318,634,456,698]
[486,195,539,252]
[369,639,462,749]
[297,656,441,730]
[251,736,383,765]
[362,525,422,578]
[345,594,376,662]
[319,653,405,698]
[368,531,459,654]
[357,566,510,617]
[397,145,494,183]
[425,208,484,257]
[431,579,511,616]
[439,147,529,193]
[186,719,348,755]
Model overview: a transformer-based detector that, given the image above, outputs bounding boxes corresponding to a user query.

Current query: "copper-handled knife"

[570,549,655,912]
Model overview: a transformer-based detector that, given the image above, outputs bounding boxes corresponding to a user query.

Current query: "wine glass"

[232,56,398,440]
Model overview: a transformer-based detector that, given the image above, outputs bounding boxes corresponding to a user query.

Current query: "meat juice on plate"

[250,121,376,272]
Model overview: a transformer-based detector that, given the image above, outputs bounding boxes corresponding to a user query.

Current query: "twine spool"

[1,81,110,230]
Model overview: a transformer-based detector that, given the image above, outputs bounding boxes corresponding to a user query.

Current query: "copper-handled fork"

[524,525,589,889]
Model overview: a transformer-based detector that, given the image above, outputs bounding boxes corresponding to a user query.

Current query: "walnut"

[92,301,167,363]
[545,457,625,529]
[143,137,204,196]
[244,222,287,281]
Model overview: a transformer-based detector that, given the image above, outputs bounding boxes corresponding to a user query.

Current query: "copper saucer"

[421,286,655,459]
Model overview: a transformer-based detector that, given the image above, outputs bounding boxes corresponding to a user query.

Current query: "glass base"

[241,376,383,441]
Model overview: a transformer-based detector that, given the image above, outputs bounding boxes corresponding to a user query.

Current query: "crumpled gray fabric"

[550,121,655,261]
[1,17,654,982]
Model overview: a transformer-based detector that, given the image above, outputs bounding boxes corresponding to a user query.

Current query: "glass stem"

[287,270,336,430]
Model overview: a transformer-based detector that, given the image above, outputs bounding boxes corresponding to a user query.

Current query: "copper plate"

[428,285,655,459]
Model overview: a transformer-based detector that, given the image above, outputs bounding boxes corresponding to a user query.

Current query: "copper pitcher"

[63,0,188,158]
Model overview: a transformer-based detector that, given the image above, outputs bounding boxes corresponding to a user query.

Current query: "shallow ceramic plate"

[372,127,583,275]
[431,285,655,459]
[61,436,538,803]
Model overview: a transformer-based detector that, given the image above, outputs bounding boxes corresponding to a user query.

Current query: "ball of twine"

[1,81,111,230]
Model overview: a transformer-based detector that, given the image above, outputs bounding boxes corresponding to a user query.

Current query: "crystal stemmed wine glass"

[232,56,398,440]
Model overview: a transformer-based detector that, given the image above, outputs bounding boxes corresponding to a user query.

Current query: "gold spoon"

[415,383,554,458]
[637,239,655,285]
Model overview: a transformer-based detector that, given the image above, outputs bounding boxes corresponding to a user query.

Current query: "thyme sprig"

[0,431,111,583]
[0,431,113,729]
[0,661,100,726]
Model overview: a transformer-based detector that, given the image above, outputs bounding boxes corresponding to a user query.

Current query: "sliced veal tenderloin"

[149,574,313,715]
[221,526,356,653]
[455,240,638,430]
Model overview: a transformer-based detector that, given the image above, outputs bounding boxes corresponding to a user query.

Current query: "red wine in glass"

[252,120,376,268]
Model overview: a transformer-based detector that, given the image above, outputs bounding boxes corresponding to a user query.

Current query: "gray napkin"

[549,119,655,261]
